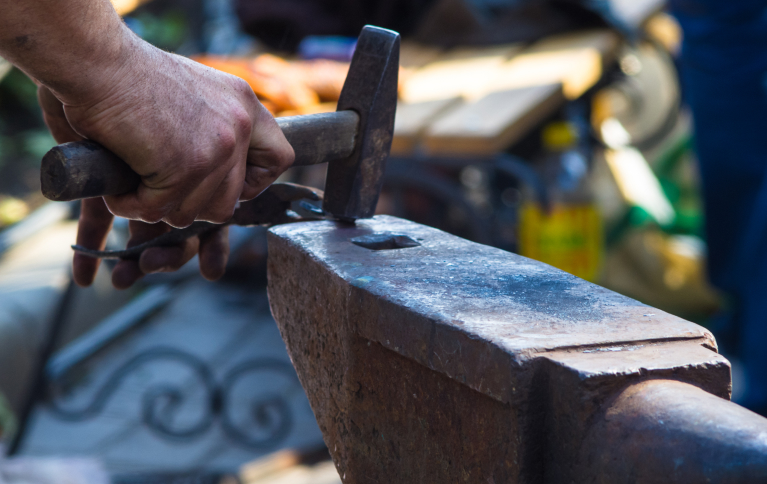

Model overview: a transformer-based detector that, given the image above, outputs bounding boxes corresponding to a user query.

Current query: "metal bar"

[8,276,77,455]
[46,284,175,381]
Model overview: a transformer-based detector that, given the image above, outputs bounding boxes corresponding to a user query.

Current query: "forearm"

[0,0,134,103]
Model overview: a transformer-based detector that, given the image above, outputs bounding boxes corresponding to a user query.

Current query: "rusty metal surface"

[575,379,767,483]
[323,26,400,221]
[541,341,734,483]
[266,215,754,483]
[269,215,715,403]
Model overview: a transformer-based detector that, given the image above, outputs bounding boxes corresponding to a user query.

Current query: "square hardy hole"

[350,233,421,250]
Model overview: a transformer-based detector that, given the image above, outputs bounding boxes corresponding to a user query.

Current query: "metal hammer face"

[39,26,401,222]
[324,25,400,221]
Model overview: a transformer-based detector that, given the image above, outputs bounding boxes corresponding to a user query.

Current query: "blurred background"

[0,0,753,481]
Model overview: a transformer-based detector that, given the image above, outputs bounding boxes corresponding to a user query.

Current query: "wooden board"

[399,42,444,70]
[423,84,564,155]
[399,43,524,103]
[393,30,620,155]
[392,98,463,154]
[486,29,619,100]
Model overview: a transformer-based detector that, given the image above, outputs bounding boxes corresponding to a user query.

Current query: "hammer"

[40,25,400,225]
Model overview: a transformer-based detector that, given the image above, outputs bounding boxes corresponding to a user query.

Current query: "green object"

[604,134,705,248]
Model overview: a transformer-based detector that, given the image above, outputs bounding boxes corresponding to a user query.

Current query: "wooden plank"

[422,84,564,155]
[395,30,618,155]
[487,29,619,100]
[392,98,463,154]
[398,42,444,70]
[399,44,524,103]
[240,447,338,484]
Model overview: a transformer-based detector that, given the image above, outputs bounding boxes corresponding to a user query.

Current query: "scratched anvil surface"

[271,215,711,347]
[269,216,720,399]
[267,216,728,483]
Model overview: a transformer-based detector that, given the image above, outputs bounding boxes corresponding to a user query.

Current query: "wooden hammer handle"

[40,110,359,202]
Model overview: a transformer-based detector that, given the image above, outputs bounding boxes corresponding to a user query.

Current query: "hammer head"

[323,26,400,222]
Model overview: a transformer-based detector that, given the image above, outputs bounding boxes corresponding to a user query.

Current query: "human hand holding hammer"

[0,0,294,288]
[8,3,399,290]
[34,48,294,288]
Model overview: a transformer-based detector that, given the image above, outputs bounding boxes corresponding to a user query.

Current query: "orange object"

[290,59,349,102]
[192,56,319,112]
[251,54,348,102]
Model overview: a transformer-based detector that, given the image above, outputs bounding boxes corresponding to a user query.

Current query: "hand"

[52,33,294,227]
[36,41,284,288]
[37,30,294,288]
[72,197,230,289]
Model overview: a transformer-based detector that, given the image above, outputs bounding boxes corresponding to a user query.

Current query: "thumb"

[37,85,82,144]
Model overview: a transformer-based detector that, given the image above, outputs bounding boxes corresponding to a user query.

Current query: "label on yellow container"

[519,203,603,282]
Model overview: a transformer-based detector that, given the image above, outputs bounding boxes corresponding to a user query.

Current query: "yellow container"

[519,202,603,282]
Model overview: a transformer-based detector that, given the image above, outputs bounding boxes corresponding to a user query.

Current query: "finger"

[103,108,250,225]
[37,85,82,144]
[103,149,235,226]
[73,198,115,287]
[241,104,295,201]
[195,164,244,224]
[199,226,229,281]
[104,184,179,225]
[111,220,171,289]
[111,259,145,290]
[162,162,236,227]
[139,236,200,274]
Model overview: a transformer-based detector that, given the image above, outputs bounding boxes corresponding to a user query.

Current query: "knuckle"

[204,204,236,224]
[136,203,171,225]
[208,212,232,224]
[276,142,295,170]
[181,155,210,180]
[214,125,238,159]
[230,76,253,96]
[165,211,195,229]
[232,107,253,139]
[139,211,165,224]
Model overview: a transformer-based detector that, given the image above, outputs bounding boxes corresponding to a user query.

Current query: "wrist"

[51,22,141,106]
[0,0,141,104]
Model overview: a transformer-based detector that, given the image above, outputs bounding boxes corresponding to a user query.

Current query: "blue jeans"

[671,0,767,409]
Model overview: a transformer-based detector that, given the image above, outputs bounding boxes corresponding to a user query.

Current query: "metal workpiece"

[266,215,764,483]
[72,182,324,259]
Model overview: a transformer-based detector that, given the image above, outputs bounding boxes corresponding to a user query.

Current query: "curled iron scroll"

[46,347,301,449]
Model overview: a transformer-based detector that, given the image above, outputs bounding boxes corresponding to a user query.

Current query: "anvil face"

[270,215,712,366]
[266,216,745,483]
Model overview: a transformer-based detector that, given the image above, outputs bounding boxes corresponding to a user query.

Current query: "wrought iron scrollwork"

[45,347,300,449]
